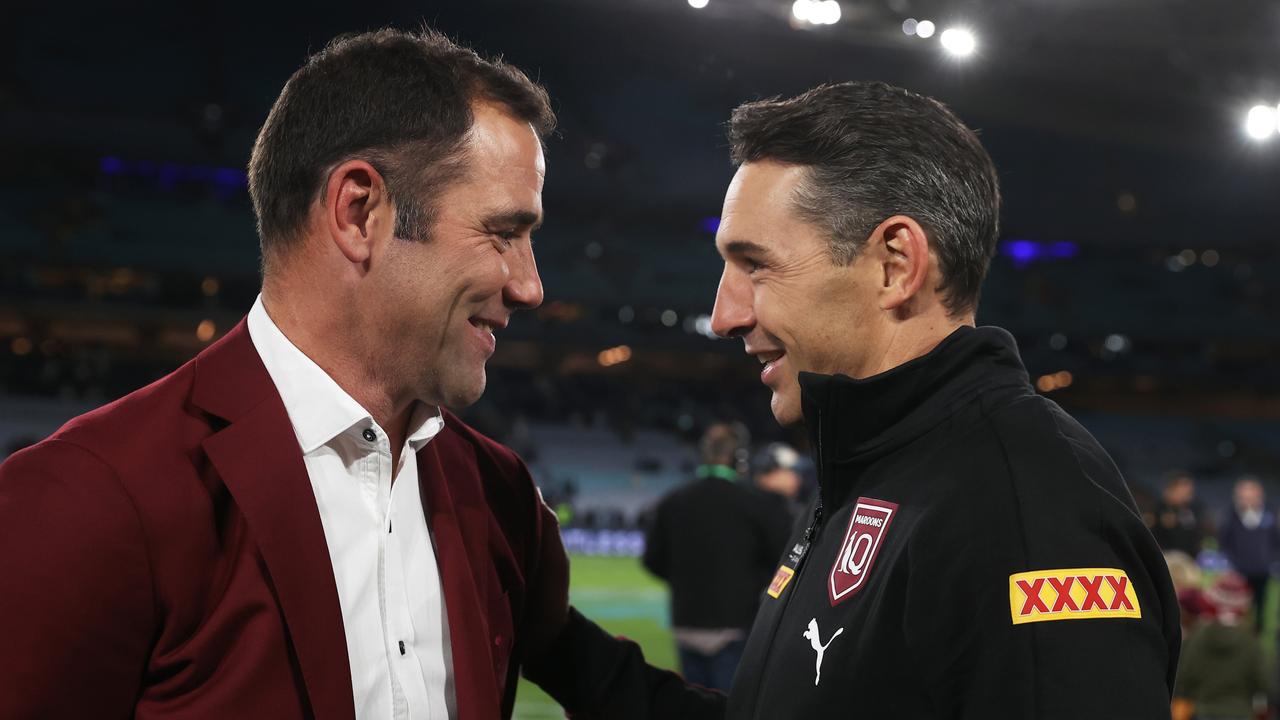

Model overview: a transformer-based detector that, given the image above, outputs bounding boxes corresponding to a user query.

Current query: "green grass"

[513,554,675,719]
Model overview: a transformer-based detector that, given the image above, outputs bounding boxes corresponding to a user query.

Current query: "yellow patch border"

[1009,567,1141,625]
[767,565,796,599]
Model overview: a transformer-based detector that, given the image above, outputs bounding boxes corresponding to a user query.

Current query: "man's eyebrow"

[721,239,772,258]
[482,209,543,232]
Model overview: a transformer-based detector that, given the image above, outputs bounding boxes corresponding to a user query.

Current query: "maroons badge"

[828,497,897,607]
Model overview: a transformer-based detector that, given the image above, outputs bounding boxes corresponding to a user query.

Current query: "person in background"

[1165,550,1212,640]
[1219,475,1280,633]
[642,422,792,692]
[752,442,808,521]
[1150,471,1207,557]
[1172,572,1268,720]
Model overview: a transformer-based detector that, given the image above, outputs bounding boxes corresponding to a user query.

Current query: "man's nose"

[503,244,544,310]
[710,267,754,339]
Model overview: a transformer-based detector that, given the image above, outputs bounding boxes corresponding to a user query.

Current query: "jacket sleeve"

[641,499,669,580]
[903,426,1178,720]
[523,607,727,720]
[0,440,155,720]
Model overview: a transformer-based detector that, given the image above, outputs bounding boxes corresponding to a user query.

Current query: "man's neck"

[260,285,415,470]
[859,313,973,379]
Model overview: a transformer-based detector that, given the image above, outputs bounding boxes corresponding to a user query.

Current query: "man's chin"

[769,391,804,427]
[437,371,487,410]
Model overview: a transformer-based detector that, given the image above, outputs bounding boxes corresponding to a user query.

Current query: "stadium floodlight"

[792,0,813,23]
[940,27,977,57]
[687,0,709,8]
[915,19,936,38]
[1244,104,1277,141]
[793,0,840,25]
[902,18,918,36]
[811,0,841,25]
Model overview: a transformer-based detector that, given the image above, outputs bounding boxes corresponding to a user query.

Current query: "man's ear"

[322,159,392,265]
[872,215,932,312]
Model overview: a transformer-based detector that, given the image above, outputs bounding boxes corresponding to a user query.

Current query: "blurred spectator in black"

[1149,471,1207,557]
[1172,572,1267,720]
[1219,475,1280,633]
[752,442,805,520]
[642,422,792,692]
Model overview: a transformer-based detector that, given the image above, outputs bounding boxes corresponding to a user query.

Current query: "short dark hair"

[248,27,555,267]
[728,81,1000,315]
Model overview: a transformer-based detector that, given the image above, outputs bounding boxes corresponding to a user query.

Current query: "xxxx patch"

[767,565,796,599]
[829,498,898,607]
[1010,568,1141,625]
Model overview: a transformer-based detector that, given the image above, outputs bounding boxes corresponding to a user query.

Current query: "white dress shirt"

[248,296,455,720]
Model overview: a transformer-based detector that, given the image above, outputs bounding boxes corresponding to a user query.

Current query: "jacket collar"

[800,325,1030,480]
[191,320,357,720]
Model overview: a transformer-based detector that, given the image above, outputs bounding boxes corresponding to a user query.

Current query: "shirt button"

[399,640,406,656]
[362,428,377,442]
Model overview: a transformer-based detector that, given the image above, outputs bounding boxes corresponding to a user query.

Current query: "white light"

[687,0,709,8]
[793,0,840,25]
[812,0,841,25]
[940,27,977,57]
[1244,104,1277,140]
[915,19,935,38]
[902,18,918,36]
[661,310,679,327]
[1103,334,1129,353]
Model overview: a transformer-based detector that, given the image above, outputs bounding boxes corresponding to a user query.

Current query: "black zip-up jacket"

[527,326,1180,719]
[643,473,794,631]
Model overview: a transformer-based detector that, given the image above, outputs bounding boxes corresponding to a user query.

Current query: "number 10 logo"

[828,498,898,607]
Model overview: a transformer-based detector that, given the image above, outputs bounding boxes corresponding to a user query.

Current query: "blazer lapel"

[192,321,355,720]
[418,440,499,720]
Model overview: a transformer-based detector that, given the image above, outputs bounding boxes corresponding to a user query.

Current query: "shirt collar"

[246,294,444,454]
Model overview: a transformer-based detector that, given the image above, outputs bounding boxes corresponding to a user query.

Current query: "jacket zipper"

[747,414,827,719]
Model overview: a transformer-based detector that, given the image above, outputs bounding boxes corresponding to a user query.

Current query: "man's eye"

[493,230,518,245]
[745,258,765,273]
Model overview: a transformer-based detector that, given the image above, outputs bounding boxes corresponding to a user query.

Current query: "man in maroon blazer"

[0,29,569,720]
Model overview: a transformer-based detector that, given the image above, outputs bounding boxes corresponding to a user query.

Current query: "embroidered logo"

[802,618,844,686]
[767,565,796,599]
[828,498,898,606]
[1009,568,1141,625]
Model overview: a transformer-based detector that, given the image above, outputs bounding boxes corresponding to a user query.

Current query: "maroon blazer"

[0,320,559,720]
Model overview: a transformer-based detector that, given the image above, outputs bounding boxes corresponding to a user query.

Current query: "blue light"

[213,167,247,188]
[1005,240,1038,265]
[159,163,181,189]
[1000,239,1079,267]
[99,156,125,175]
[1048,241,1079,259]
[700,217,721,234]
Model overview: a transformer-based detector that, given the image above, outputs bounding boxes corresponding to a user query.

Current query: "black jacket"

[529,326,1180,719]
[643,472,793,631]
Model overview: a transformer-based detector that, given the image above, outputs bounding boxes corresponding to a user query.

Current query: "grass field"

[513,554,675,719]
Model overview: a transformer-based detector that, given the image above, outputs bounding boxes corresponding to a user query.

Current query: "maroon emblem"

[828,497,898,607]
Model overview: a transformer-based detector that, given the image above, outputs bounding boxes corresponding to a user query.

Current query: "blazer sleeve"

[523,607,727,720]
[0,440,156,720]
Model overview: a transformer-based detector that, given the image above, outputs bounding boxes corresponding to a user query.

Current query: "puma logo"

[802,618,844,686]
